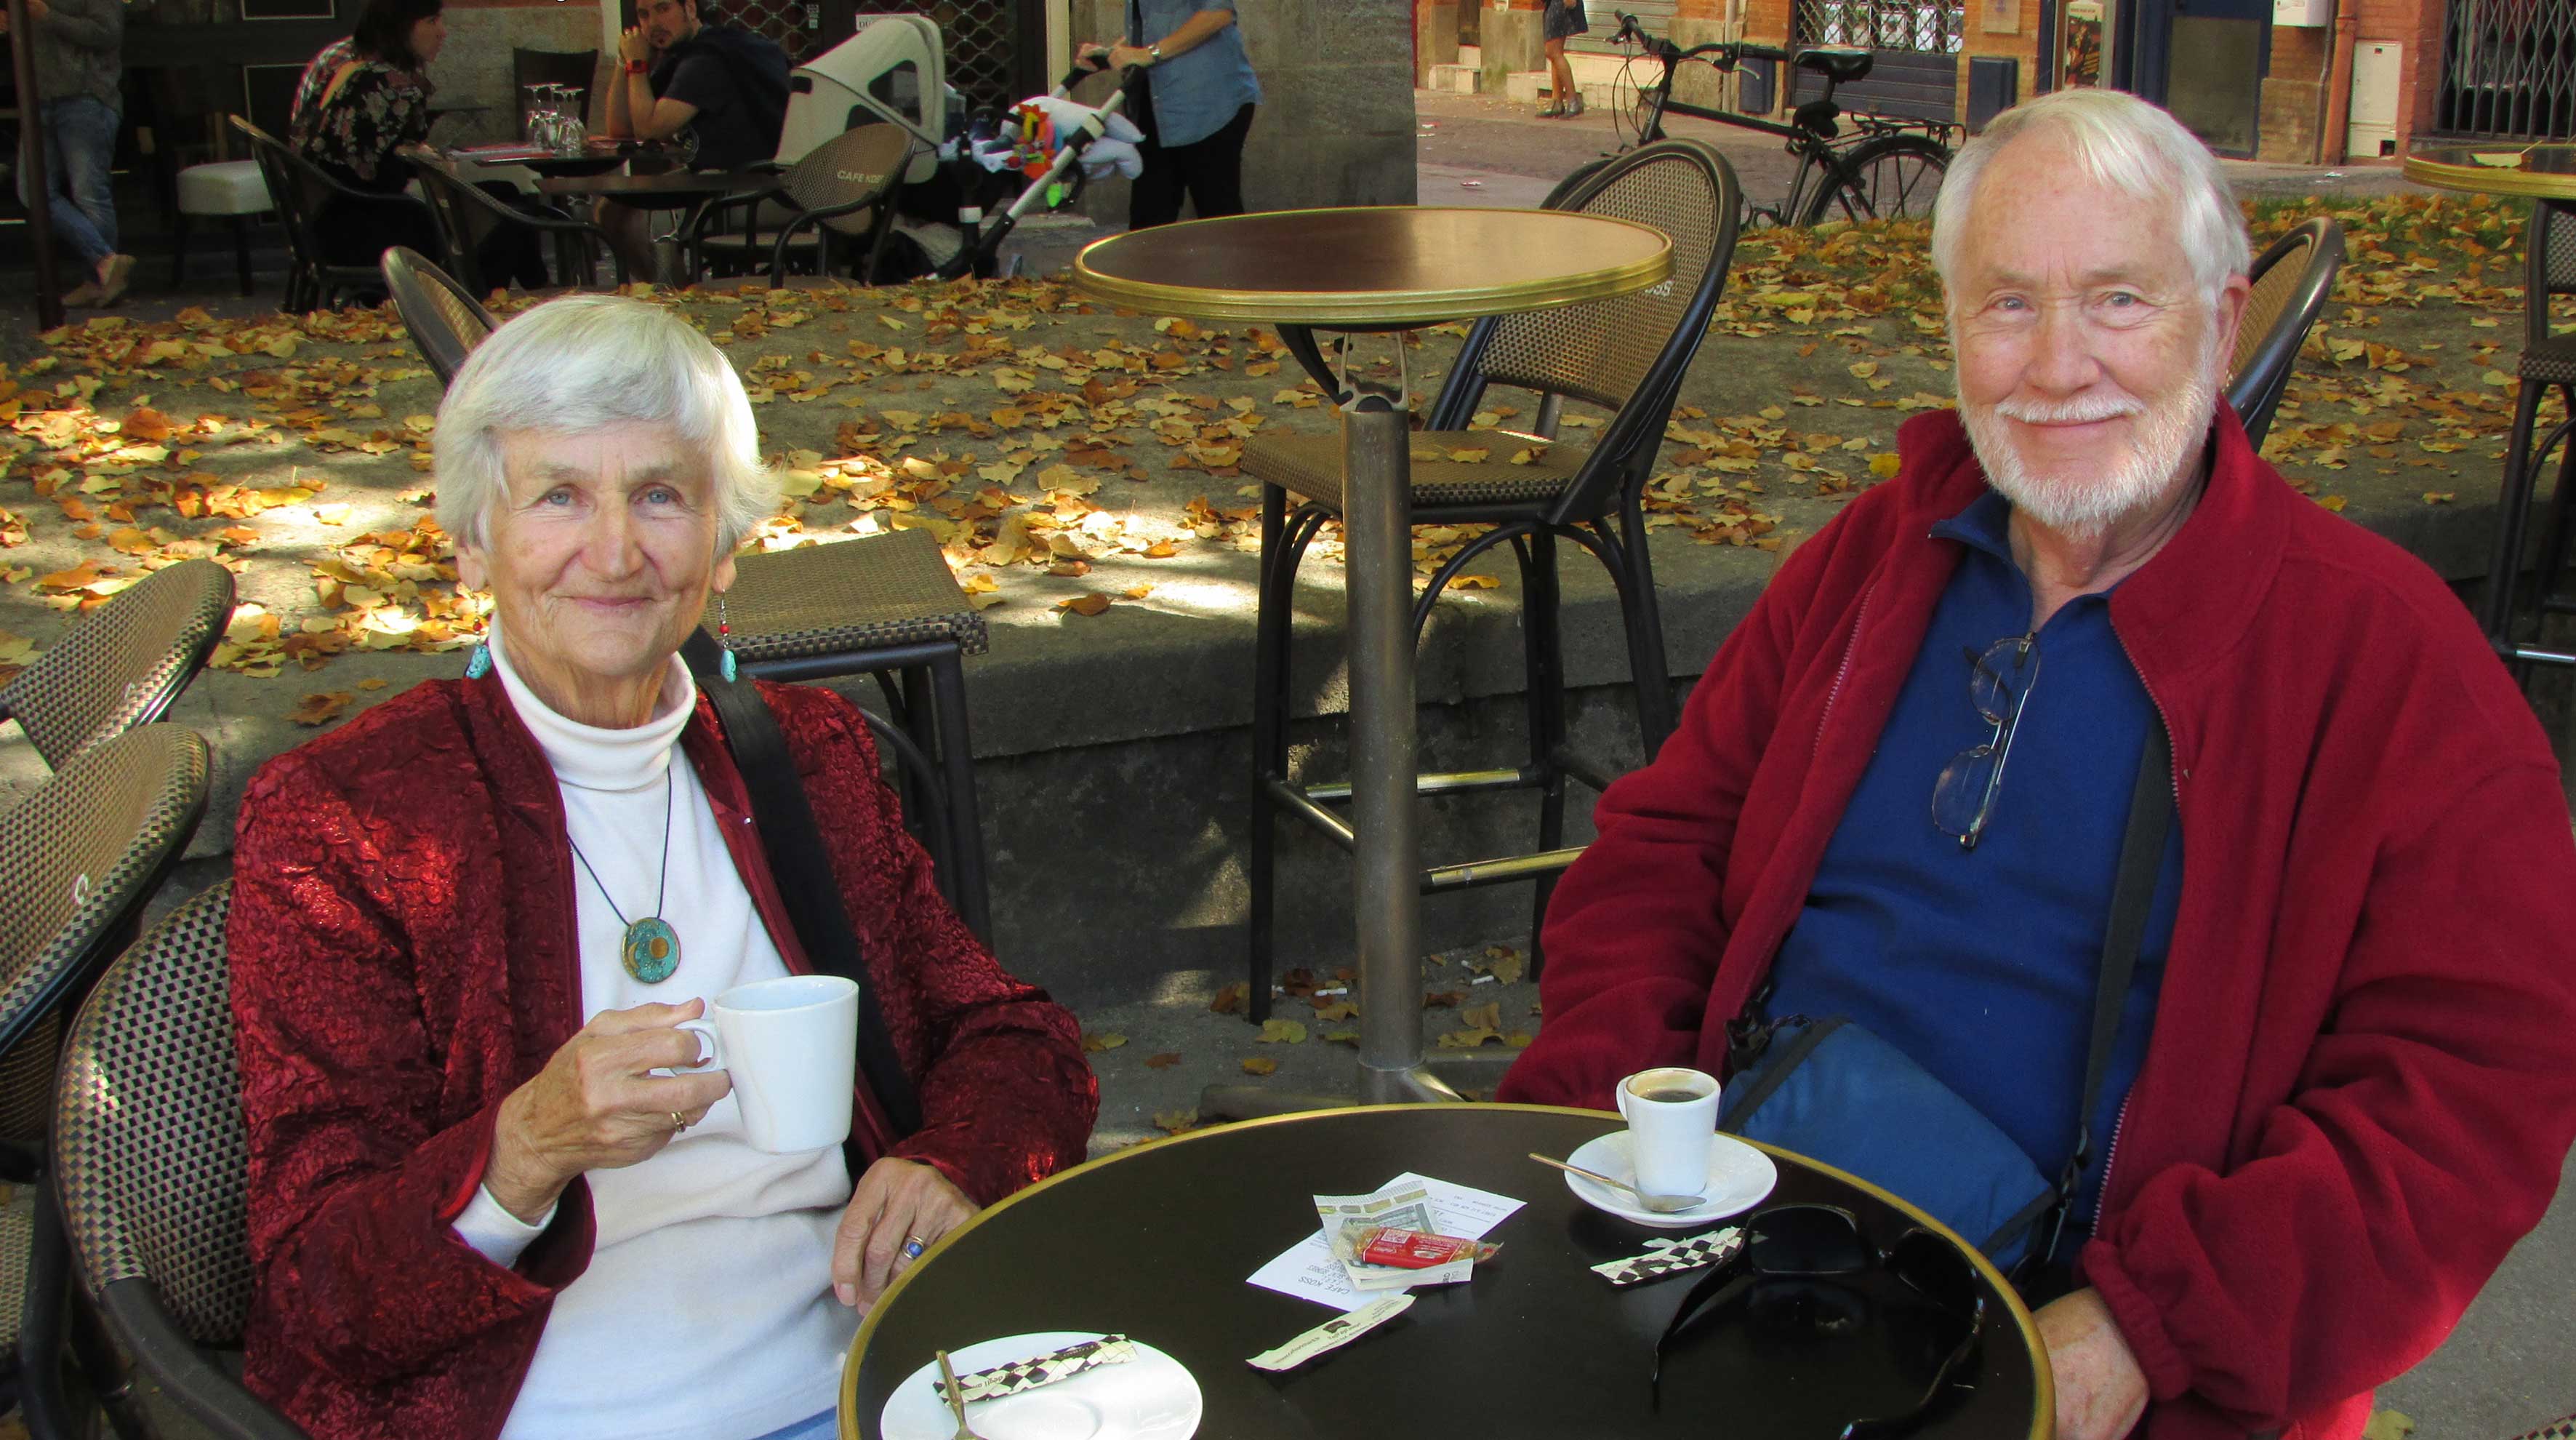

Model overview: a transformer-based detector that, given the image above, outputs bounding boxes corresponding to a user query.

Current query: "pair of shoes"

[96,254,135,306]
[61,282,103,308]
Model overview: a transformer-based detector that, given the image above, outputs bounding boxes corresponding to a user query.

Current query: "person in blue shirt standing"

[1086,1,1261,229]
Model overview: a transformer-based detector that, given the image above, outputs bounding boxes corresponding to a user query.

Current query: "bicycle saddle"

[1793,47,1874,84]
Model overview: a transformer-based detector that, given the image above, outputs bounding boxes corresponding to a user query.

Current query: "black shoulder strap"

[2037,720,2172,1264]
[682,633,923,1137]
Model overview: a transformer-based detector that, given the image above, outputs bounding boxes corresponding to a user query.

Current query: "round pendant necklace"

[566,768,681,984]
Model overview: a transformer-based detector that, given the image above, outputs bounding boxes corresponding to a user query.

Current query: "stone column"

[1666,0,1744,114]
[1480,0,1545,95]
[1419,0,1461,84]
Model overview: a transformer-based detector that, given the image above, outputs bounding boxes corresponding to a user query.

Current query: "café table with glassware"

[836,1065,2050,1440]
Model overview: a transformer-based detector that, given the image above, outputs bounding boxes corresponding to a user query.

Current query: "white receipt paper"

[1247,1172,1525,1311]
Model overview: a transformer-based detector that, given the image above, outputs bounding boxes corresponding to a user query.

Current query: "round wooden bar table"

[1071,209,1672,1105]
[2402,144,2576,664]
[837,1105,2050,1440]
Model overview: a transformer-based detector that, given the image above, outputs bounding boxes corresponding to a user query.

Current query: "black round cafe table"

[838,1105,2049,1440]
[534,162,775,210]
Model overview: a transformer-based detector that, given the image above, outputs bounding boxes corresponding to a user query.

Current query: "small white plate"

[1562,1130,1778,1229]
[878,1332,1200,1440]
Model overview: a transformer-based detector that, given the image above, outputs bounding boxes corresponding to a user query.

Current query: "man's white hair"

[433,295,779,554]
[1930,88,2250,312]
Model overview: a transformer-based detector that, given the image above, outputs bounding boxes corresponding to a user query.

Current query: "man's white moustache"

[1997,396,2144,423]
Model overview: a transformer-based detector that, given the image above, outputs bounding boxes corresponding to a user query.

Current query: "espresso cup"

[676,974,859,1153]
[1615,1066,1722,1200]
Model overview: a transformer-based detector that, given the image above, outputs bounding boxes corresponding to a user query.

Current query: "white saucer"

[1562,1130,1778,1229]
[879,1332,1200,1440]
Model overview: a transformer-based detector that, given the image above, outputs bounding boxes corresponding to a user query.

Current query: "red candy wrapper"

[1344,1225,1503,1271]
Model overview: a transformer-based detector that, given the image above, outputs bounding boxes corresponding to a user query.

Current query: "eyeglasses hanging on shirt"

[1933,632,2041,850]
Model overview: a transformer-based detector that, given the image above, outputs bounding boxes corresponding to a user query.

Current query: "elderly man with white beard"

[1499,89,2576,1440]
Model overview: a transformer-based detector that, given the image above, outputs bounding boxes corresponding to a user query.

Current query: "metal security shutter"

[1573,0,1678,55]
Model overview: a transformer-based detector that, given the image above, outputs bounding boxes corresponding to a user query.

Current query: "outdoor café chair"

[382,247,499,386]
[2479,201,2576,665]
[692,529,995,943]
[686,122,913,287]
[233,116,439,313]
[2223,216,2345,449]
[0,557,233,772]
[1237,139,1741,1021]
[413,155,627,294]
[0,724,213,1439]
[51,882,311,1440]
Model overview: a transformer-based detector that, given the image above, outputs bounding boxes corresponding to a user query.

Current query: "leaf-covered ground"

[0,191,2551,714]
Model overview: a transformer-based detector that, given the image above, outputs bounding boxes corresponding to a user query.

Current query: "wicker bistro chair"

[382,247,499,386]
[413,156,627,294]
[0,558,233,772]
[1238,140,1741,1023]
[2480,200,2576,668]
[686,123,913,287]
[2223,217,2344,449]
[233,116,439,313]
[52,884,309,1440]
[702,527,996,942]
[0,725,214,1439]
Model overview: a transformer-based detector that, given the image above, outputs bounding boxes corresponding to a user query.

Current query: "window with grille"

[2438,0,2576,140]
[1797,0,1965,54]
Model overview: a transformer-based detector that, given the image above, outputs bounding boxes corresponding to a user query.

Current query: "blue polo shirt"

[1760,488,2180,1227]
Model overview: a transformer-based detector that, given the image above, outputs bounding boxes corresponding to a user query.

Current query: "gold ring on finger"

[670,1111,686,1132]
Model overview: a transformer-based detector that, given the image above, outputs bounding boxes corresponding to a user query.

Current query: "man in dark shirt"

[600,0,787,274]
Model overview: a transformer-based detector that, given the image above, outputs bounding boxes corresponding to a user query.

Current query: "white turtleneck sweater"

[452,623,856,1440]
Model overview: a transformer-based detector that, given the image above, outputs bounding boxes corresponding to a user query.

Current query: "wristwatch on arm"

[1149,42,1163,63]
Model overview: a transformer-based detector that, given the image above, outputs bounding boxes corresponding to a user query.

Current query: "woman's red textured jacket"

[228,674,1097,1439]
[1501,408,2576,1440]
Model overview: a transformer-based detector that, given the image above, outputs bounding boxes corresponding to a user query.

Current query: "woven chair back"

[52,882,252,1343]
[782,123,911,238]
[2231,232,2313,385]
[0,725,210,1153]
[1471,144,1728,414]
[383,246,499,386]
[2526,202,2576,351]
[409,161,497,294]
[0,559,233,770]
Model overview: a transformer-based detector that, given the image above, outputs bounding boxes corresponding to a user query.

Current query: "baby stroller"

[779,16,1138,280]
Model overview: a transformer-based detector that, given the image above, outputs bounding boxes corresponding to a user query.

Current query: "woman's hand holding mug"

[483,999,731,1223]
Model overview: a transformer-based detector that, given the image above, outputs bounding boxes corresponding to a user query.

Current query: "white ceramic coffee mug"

[676,975,859,1153]
[1616,1066,1722,1199]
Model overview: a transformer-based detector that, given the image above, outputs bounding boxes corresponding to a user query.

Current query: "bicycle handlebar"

[1612,11,1797,73]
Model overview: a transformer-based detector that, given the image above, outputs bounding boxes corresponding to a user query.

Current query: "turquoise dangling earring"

[716,593,738,684]
[465,639,492,679]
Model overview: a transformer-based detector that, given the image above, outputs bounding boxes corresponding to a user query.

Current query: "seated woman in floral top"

[292,0,545,288]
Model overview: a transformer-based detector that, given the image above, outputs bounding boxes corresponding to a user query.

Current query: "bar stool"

[172,159,273,295]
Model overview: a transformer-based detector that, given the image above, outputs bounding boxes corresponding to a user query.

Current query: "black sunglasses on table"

[1650,1203,1988,1440]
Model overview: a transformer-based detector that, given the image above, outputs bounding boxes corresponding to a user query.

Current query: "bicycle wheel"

[1802,132,1951,227]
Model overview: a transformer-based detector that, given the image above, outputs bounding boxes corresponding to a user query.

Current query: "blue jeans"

[747,1409,836,1440]
[18,96,121,270]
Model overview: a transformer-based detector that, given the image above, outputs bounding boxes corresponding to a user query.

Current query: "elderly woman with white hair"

[228,295,1096,1440]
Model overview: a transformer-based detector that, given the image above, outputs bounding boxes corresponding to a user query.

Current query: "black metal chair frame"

[683,127,913,287]
[413,155,627,295]
[381,247,499,386]
[49,883,312,1440]
[2481,199,2576,668]
[2223,217,2345,450]
[0,559,233,774]
[4,726,214,1440]
[232,115,439,313]
[1245,141,1743,1023]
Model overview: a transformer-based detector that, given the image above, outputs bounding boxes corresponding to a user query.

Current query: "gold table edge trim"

[838,1101,2052,1440]
[1069,208,1677,326]
[2402,149,2576,201]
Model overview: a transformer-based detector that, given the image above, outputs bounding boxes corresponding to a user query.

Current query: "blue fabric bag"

[1716,724,2174,1277]
[1718,1016,2055,1269]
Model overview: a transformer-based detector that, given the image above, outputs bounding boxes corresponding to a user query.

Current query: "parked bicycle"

[1597,10,1954,229]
